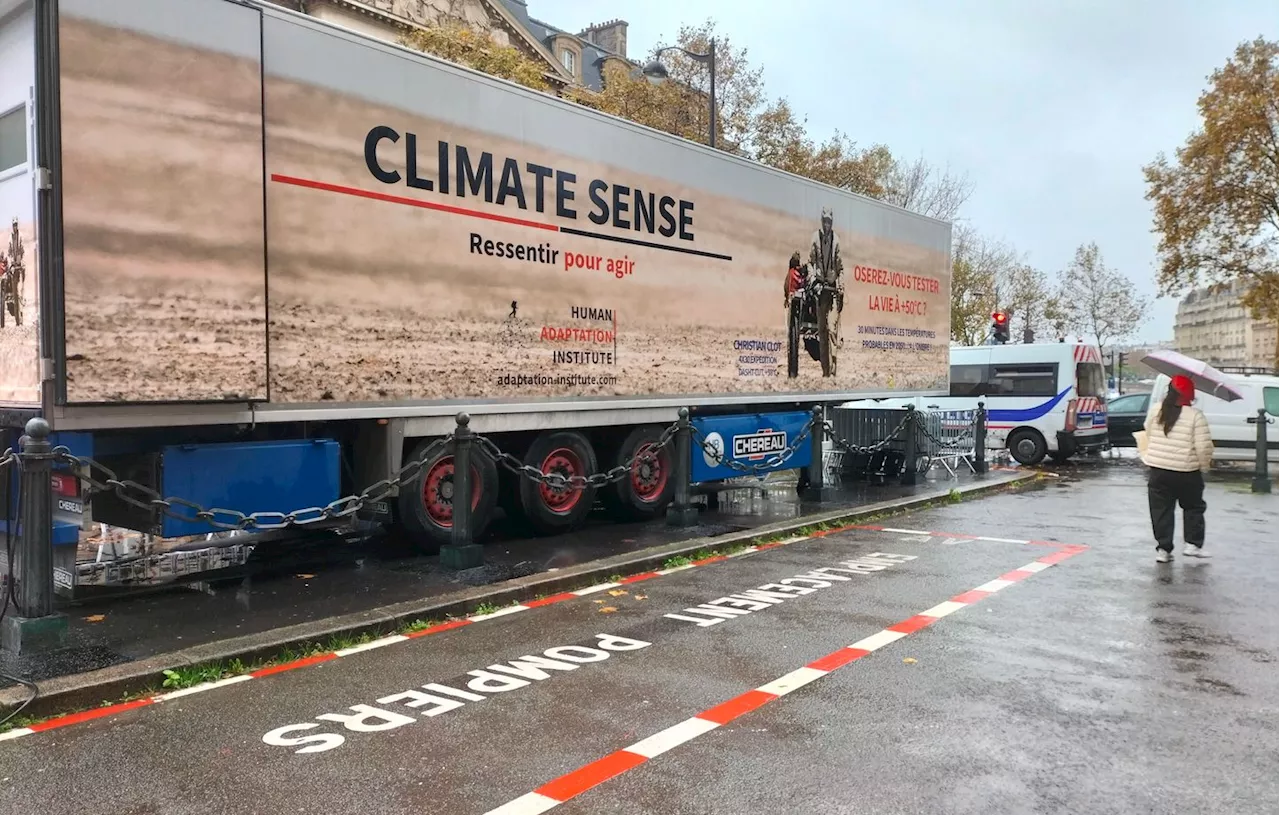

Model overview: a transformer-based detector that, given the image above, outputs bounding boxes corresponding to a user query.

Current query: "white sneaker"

[1183,544,1210,558]
[1155,550,1172,563]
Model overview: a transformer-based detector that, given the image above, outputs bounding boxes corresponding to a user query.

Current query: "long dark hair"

[1157,387,1183,436]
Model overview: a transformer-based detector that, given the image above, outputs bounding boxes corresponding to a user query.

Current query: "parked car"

[1107,392,1150,447]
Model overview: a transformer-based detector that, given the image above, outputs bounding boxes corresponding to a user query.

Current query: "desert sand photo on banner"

[54,2,950,406]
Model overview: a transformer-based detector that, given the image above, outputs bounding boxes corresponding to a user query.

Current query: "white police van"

[839,341,1110,466]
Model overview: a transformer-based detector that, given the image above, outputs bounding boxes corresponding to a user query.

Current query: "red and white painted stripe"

[1077,396,1104,415]
[1072,344,1103,365]
[481,543,1090,815]
[0,525,1079,743]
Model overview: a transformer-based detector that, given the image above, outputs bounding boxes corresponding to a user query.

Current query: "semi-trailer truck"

[0,0,952,587]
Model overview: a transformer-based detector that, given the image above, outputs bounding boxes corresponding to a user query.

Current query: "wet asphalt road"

[0,464,1275,815]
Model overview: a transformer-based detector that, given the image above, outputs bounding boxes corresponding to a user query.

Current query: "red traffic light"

[992,311,1008,324]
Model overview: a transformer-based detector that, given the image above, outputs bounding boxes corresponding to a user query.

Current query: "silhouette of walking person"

[509,300,518,320]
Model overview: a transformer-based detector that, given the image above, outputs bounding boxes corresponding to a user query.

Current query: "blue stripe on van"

[987,387,1072,422]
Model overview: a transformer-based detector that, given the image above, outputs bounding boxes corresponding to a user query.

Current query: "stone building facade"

[1174,281,1279,370]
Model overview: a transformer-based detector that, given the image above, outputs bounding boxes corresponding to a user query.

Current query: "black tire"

[787,299,801,378]
[518,430,598,535]
[817,289,833,377]
[602,426,675,521]
[395,438,498,554]
[1007,429,1048,466]
[804,336,821,361]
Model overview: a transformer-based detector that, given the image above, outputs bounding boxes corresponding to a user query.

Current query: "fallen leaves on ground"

[903,657,918,664]
[83,614,106,623]
[608,589,628,597]
[598,606,618,613]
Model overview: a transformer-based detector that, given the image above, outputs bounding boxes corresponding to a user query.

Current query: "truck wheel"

[518,431,597,535]
[1007,429,1047,466]
[787,299,801,378]
[396,438,498,554]
[603,426,674,520]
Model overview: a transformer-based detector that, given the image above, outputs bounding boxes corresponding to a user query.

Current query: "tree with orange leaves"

[1143,37,1278,321]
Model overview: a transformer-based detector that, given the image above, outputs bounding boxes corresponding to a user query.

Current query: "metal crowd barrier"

[916,409,977,477]
[824,406,913,482]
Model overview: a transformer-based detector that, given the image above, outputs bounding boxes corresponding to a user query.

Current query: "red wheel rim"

[537,447,585,514]
[421,456,481,528]
[630,442,669,503]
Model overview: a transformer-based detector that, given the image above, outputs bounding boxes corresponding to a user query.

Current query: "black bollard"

[1,418,68,655]
[974,401,988,475]
[900,405,919,486]
[440,412,484,570]
[1251,408,1272,494]
[667,408,698,526]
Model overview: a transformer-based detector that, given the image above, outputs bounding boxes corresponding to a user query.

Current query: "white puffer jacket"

[1142,403,1213,472]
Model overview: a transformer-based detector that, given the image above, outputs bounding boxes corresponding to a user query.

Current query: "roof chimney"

[579,18,627,58]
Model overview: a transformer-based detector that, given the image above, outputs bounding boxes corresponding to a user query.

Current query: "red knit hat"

[1171,375,1195,406]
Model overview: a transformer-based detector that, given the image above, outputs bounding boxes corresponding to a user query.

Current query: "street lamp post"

[641,39,717,149]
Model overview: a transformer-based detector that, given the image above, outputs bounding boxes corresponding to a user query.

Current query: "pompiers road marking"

[480,545,1089,815]
[262,634,653,754]
[0,526,1069,744]
[263,551,919,755]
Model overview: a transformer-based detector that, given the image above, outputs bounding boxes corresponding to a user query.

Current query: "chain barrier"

[52,437,453,532]
[477,419,681,491]
[48,418,682,530]
[820,412,911,457]
[24,403,977,533]
[0,448,15,473]
[915,411,978,451]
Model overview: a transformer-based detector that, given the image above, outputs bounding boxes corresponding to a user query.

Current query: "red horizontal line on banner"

[270,173,733,261]
[270,174,559,232]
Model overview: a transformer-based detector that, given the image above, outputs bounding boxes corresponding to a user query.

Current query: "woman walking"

[1142,375,1214,563]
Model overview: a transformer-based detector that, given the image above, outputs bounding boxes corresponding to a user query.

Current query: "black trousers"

[1147,467,1206,551]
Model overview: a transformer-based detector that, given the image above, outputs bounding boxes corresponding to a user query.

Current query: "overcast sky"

[537,0,1278,342]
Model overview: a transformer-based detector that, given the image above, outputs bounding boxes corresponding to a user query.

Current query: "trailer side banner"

[52,0,951,408]
[0,2,40,407]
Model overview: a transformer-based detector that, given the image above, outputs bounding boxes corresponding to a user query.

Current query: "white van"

[838,341,1110,466]
[1149,371,1278,464]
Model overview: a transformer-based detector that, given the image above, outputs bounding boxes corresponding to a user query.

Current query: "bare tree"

[1001,263,1054,341]
[1056,242,1151,349]
[880,154,975,221]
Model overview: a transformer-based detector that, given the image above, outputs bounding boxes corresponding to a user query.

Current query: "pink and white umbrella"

[1139,349,1245,402]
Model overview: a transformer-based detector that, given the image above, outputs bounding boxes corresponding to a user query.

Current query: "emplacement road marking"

[0,526,1081,743]
[480,543,1089,815]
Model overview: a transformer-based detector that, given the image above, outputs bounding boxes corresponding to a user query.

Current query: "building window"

[561,49,575,74]
[0,105,27,174]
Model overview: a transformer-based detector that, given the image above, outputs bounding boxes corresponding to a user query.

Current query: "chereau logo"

[732,429,787,460]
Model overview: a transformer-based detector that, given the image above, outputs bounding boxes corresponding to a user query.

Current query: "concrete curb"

[1,471,1039,717]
